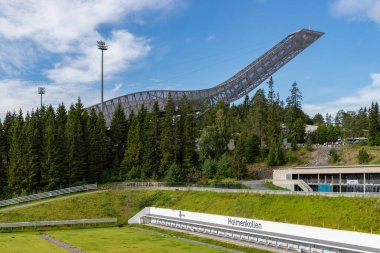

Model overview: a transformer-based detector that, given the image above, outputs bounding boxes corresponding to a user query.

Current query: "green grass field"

[47,226,234,253]
[0,233,67,253]
[0,227,238,253]
[0,189,379,234]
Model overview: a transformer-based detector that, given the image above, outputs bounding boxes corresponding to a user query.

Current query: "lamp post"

[38,87,45,108]
[97,40,108,113]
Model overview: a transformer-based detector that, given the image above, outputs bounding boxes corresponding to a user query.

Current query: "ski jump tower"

[88,29,324,125]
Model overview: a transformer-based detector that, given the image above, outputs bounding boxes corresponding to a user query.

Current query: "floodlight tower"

[38,87,45,108]
[97,40,108,113]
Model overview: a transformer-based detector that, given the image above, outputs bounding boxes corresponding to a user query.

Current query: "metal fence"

[0,217,117,229]
[0,184,97,208]
[100,182,380,198]
[100,182,246,190]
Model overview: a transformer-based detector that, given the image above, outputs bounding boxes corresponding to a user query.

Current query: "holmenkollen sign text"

[228,217,262,230]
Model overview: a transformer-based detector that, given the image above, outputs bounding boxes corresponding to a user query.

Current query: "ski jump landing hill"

[88,29,324,126]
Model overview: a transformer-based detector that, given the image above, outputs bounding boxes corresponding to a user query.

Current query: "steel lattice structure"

[88,29,324,125]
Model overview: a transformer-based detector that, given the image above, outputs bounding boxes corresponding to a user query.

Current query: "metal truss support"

[87,29,324,126]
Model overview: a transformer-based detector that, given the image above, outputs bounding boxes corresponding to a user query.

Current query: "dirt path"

[307,146,330,166]
[38,234,87,253]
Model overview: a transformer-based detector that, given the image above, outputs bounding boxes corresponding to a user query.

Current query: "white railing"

[0,184,97,208]
[0,217,117,228]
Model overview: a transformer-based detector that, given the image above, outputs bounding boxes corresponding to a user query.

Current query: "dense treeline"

[1,78,380,198]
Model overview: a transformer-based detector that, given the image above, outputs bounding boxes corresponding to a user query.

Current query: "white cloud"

[330,0,380,24]
[0,0,176,81]
[304,73,380,116]
[45,30,150,84]
[0,0,179,119]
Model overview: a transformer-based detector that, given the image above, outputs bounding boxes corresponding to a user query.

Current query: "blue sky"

[0,0,380,119]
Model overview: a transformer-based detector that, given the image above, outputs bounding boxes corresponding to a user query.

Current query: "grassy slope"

[0,189,379,234]
[47,227,229,253]
[0,233,67,253]
[338,146,380,165]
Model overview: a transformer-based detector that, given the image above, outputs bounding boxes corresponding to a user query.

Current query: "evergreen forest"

[0,78,380,198]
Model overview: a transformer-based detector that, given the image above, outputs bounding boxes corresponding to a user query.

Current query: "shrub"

[202,158,217,179]
[165,163,186,183]
[329,148,339,163]
[266,143,285,166]
[306,138,314,151]
[285,150,297,163]
[215,154,234,179]
[358,148,371,164]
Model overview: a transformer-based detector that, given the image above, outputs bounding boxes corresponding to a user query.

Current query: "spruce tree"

[42,106,61,190]
[142,102,161,179]
[121,108,143,179]
[159,94,176,177]
[56,103,68,187]
[180,97,197,173]
[241,95,250,120]
[87,109,107,183]
[2,112,16,165]
[22,111,42,193]
[368,102,380,146]
[265,77,282,145]
[7,117,24,195]
[285,81,304,145]
[250,89,267,145]
[109,103,128,178]
[0,121,7,198]
[65,100,87,185]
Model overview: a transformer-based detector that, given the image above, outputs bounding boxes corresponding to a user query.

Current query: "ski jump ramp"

[88,29,324,125]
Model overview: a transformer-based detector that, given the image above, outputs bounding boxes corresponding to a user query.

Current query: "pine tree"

[285,81,303,122]
[109,103,128,178]
[265,77,282,145]
[285,81,304,145]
